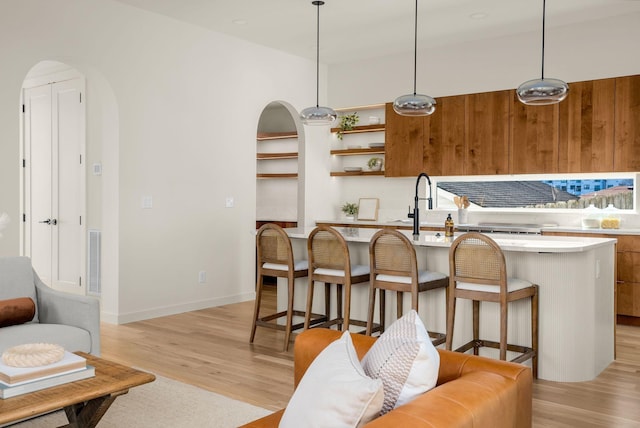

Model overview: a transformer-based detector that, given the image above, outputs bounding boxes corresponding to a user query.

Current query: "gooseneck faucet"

[407,172,433,240]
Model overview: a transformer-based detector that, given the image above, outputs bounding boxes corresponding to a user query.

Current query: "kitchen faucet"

[407,172,433,240]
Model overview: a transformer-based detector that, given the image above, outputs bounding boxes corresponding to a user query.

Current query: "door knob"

[39,218,57,225]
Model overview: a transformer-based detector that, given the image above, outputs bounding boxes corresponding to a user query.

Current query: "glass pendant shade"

[300,105,337,125]
[393,93,436,116]
[300,0,336,126]
[393,0,435,117]
[516,78,569,105]
[517,0,568,106]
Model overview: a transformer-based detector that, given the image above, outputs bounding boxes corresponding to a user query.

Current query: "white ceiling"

[112,0,640,64]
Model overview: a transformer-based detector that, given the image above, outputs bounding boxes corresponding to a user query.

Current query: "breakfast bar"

[279,227,616,382]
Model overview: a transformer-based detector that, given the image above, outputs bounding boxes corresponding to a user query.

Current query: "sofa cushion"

[0,323,92,354]
[0,257,39,322]
[361,310,440,414]
[0,297,35,328]
[279,331,384,428]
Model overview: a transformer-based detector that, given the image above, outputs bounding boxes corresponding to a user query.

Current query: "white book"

[0,351,86,384]
[0,365,95,399]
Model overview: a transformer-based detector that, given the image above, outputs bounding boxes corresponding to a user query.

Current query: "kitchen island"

[279,227,616,382]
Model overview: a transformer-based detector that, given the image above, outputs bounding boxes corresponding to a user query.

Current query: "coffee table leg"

[60,390,129,428]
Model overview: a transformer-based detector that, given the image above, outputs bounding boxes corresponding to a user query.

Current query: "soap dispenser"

[445,213,454,237]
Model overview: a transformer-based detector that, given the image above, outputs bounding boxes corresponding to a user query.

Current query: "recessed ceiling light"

[232,19,247,25]
[469,12,488,20]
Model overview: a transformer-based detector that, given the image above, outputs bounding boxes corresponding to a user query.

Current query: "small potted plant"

[336,112,359,140]
[367,157,383,171]
[341,202,358,220]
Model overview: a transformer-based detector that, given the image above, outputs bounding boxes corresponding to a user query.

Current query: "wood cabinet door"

[509,91,560,174]
[384,102,424,177]
[466,91,510,175]
[614,75,640,171]
[558,79,615,173]
[424,95,466,176]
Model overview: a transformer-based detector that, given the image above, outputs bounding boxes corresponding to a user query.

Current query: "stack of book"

[0,351,95,399]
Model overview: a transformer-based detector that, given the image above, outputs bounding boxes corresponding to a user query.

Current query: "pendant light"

[517,0,568,105]
[300,1,337,126]
[393,0,435,116]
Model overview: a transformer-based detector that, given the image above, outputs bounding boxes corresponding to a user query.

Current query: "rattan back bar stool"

[446,232,539,377]
[366,229,449,344]
[305,225,374,333]
[250,223,324,351]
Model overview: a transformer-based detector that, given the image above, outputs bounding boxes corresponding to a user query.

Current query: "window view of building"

[437,178,634,210]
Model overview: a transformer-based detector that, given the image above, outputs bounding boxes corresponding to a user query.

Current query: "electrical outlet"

[198,271,206,284]
[225,197,234,208]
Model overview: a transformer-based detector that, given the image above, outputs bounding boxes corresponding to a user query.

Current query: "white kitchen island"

[278,227,616,382]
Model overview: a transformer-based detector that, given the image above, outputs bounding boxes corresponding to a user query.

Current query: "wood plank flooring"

[101,287,640,426]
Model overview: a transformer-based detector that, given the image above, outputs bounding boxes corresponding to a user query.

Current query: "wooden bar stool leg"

[396,291,403,319]
[366,287,376,335]
[532,287,539,378]
[336,283,343,330]
[446,294,456,351]
[473,300,480,356]
[283,273,295,352]
[343,282,351,332]
[250,274,264,343]
[304,279,316,330]
[324,283,331,327]
[500,299,508,361]
[379,290,386,334]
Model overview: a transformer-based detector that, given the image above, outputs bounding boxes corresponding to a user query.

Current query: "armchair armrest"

[34,272,101,355]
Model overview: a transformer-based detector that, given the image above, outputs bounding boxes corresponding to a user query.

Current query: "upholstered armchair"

[0,257,100,355]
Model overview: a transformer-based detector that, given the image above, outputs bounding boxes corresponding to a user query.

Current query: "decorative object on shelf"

[368,142,385,149]
[357,198,379,221]
[367,157,384,171]
[336,112,359,140]
[300,1,337,126]
[516,0,569,105]
[368,116,380,125]
[392,0,436,116]
[342,202,359,220]
[344,166,363,172]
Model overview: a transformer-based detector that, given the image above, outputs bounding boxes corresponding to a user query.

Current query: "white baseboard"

[100,291,257,325]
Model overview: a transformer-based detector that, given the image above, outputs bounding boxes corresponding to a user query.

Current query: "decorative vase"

[368,158,383,171]
[458,208,468,225]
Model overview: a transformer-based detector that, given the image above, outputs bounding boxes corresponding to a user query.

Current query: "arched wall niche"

[255,100,306,227]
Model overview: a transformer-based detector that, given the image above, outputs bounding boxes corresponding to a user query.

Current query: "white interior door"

[23,77,86,294]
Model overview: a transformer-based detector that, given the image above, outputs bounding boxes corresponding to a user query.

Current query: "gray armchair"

[0,256,100,355]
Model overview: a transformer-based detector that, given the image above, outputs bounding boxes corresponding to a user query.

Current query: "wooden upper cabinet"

[509,91,560,174]
[384,102,424,177]
[424,95,466,176]
[558,79,615,173]
[614,75,640,172]
[466,91,510,175]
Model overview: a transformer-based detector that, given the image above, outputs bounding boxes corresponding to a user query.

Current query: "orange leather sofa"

[241,328,532,428]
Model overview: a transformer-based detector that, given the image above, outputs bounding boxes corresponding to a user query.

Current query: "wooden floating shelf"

[257,173,298,179]
[331,148,385,156]
[330,171,385,177]
[330,124,385,134]
[256,132,298,141]
[256,152,298,160]
[334,103,386,112]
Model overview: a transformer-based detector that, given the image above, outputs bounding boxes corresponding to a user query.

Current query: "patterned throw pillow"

[361,310,440,414]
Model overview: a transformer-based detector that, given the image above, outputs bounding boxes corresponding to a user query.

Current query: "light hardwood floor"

[101,288,640,427]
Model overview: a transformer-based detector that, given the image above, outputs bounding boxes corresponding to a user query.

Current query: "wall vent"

[87,229,101,295]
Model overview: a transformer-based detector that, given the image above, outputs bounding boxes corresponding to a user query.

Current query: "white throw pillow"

[361,310,440,414]
[279,331,384,428]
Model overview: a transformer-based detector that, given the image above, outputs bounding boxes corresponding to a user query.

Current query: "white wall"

[326,12,640,228]
[0,0,318,323]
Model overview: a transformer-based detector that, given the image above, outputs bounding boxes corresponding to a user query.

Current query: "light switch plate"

[142,195,153,209]
[225,197,234,208]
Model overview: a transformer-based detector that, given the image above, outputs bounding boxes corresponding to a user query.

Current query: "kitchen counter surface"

[315,219,640,235]
[288,226,617,253]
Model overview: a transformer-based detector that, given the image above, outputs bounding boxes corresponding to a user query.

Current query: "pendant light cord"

[541,0,546,80]
[314,1,321,108]
[412,0,418,96]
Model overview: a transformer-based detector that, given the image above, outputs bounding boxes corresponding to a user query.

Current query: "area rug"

[10,374,272,427]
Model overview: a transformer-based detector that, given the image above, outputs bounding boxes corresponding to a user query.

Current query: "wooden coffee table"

[0,352,155,427]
